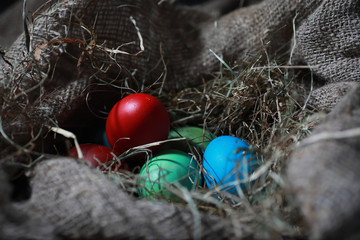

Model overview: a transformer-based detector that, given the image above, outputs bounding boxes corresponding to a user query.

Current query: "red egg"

[67,144,127,170]
[106,93,170,155]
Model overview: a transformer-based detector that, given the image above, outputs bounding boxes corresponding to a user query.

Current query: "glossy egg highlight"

[106,93,170,155]
[138,149,201,202]
[203,136,259,195]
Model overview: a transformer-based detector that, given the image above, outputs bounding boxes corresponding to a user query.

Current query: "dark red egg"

[67,143,127,170]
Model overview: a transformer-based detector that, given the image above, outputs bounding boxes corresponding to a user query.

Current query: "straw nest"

[93,53,323,238]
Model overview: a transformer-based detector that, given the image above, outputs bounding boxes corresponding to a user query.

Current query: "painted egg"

[202,136,259,195]
[86,125,112,148]
[102,129,111,148]
[168,126,214,151]
[106,93,170,155]
[138,149,201,202]
[67,143,128,170]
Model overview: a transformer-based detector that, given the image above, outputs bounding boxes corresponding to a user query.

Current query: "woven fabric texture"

[1,0,360,239]
[288,85,360,240]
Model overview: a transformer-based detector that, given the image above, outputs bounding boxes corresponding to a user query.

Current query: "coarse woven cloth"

[0,0,359,239]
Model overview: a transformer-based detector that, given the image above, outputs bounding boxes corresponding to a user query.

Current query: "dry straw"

[102,50,323,238]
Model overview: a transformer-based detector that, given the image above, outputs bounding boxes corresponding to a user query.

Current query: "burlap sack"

[288,85,360,240]
[1,0,359,239]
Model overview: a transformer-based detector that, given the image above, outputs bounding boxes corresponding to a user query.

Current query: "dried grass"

[102,51,324,238]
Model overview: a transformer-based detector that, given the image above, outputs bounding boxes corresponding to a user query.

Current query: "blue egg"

[203,136,259,195]
[102,130,111,148]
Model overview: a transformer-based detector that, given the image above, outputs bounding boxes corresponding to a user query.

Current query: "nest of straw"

[94,52,322,238]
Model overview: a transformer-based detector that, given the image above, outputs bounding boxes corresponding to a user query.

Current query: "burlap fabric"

[288,85,360,240]
[1,0,360,239]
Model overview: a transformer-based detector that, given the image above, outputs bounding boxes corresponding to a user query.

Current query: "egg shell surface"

[138,149,201,202]
[168,126,214,151]
[67,143,128,170]
[203,136,259,195]
[106,93,170,155]
[102,130,112,148]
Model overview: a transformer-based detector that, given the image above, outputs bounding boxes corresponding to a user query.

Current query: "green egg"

[138,149,201,202]
[168,126,214,151]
